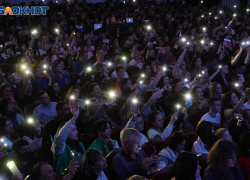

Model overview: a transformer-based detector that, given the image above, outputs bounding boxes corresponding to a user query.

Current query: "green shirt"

[88,139,116,157]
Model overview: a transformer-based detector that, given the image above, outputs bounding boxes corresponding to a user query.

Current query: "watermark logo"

[0,6,49,15]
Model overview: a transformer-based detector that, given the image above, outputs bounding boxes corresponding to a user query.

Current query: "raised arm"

[225,91,245,118]
[172,49,187,78]
[231,47,243,66]
[244,49,250,65]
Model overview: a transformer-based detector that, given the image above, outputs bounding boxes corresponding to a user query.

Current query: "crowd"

[1,0,250,179]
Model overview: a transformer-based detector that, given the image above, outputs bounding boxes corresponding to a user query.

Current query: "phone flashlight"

[201,1,203,3]
[70,95,75,100]
[109,91,115,98]
[209,12,211,15]
[200,40,204,44]
[219,11,222,14]
[234,5,236,8]
[67,43,69,46]
[201,15,204,18]
[70,151,75,159]
[86,67,92,72]
[141,73,145,78]
[242,42,246,45]
[108,62,112,67]
[55,29,59,33]
[21,65,26,70]
[202,71,205,74]
[203,27,206,31]
[85,100,90,105]
[210,42,213,45]
[27,118,33,124]
[247,9,249,12]
[187,42,190,45]
[56,0,58,3]
[218,65,222,69]
[132,98,138,104]
[32,30,37,34]
[147,25,151,30]
[233,14,237,16]
[235,83,239,87]
[215,16,217,19]
[162,66,167,71]
[25,70,30,74]
[182,37,186,42]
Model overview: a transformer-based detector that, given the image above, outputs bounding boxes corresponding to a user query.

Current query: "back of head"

[36,90,46,100]
[222,91,233,109]
[172,152,198,180]
[208,97,220,109]
[56,101,68,113]
[164,131,188,151]
[127,175,148,180]
[81,148,103,174]
[94,119,111,137]
[195,120,215,149]
[147,111,160,129]
[239,131,250,157]
[30,162,48,180]
[214,128,227,141]
[121,128,140,147]
[12,139,29,152]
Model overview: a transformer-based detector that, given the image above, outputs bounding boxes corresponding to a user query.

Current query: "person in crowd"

[237,131,250,180]
[203,139,244,180]
[51,105,85,174]
[47,80,62,102]
[213,64,230,86]
[200,98,221,124]
[32,90,57,127]
[89,119,119,157]
[243,88,250,109]
[192,120,215,156]
[73,50,90,73]
[82,98,116,134]
[31,66,49,92]
[0,97,25,129]
[157,131,187,168]
[171,152,202,180]
[112,128,158,180]
[214,128,232,141]
[221,90,245,126]
[53,61,71,88]
[190,85,208,110]
[232,109,250,142]
[146,111,178,140]
[209,82,223,101]
[0,82,13,100]
[87,83,108,107]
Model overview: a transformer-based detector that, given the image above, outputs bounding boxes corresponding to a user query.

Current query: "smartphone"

[186,94,192,106]
[1,136,13,148]
[7,161,22,176]
[70,151,75,160]
[8,93,14,99]
[138,82,143,89]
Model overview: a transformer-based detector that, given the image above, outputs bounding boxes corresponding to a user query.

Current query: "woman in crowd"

[209,82,223,101]
[129,50,143,69]
[158,131,187,168]
[197,67,220,91]
[147,111,178,140]
[52,106,85,174]
[192,120,215,156]
[237,131,250,180]
[0,97,25,129]
[214,128,232,141]
[204,139,244,180]
[0,82,13,100]
[88,83,108,107]
[213,64,230,86]
[190,85,208,110]
[172,152,202,180]
[221,91,245,126]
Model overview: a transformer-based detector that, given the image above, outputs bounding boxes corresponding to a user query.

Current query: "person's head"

[36,90,51,106]
[0,116,13,136]
[147,111,163,129]
[134,114,144,132]
[167,55,177,66]
[65,85,82,101]
[53,61,63,74]
[12,139,30,162]
[208,98,221,113]
[88,99,100,114]
[207,139,238,168]
[157,75,170,88]
[77,50,88,61]
[56,101,70,117]
[51,81,59,93]
[220,64,229,74]
[214,128,232,141]
[6,73,16,84]
[0,97,16,115]
[0,82,12,97]
[88,83,102,98]
[192,57,202,69]
[120,78,132,92]
[209,82,222,98]
[239,131,250,157]
[172,152,201,180]
[116,67,124,79]
[195,120,215,150]
[236,63,246,74]
[245,89,250,100]
[42,35,49,44]
[4,45,12,54]
[121,128,141,155]
[32,67,44,79]
[81,149,107,175]
[181,70,191,81]
[131,50,141,61]
[164,131,187,153]
[143,64,152,74]
[190,86,203,100]
[222,91,239,108]
[30,162,56,180]
[94,119,112,138]
[26,48,34,58]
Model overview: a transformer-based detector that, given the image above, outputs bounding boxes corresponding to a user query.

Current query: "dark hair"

[231,75,240,84]
[81,148,103,176]
[191,57,200,69]
[12,139,29,152]
[208,98,220,108]
[56,101,68,113]
[222,91,234,109]
[190,86,202,99]
[0,97,16,117]
[239,131,250,157]
[119,78,130,92]
[242,109,250,120]
[115,66,123,73]
[164,131,188,151]
[0,116,10,136]
[36,90,46,100]
[157,75,170,89]
[195,120,215,150]
[0,82,12,97]
[147,111,161,129]
[207,139,240,180]
[64,85,83,101]
[52,61,61,72]
[94,119,111,137]
[31,66,41,75]
[214,128,228,141]
[30,162,48,180]
[88,83,98,96]
[172,152,198,180]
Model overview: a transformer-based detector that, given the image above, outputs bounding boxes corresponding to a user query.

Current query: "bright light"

[33,30,37,34]
[108,62,112,66]
[210,42,213,45]
[85,100,90,105]
[233,14,237,16]
[176,104,181,109]
[25,70,30,74]
[67,43,69,46]
[43,71,46,73]
[187,42,190,45]
[215,17,217,19]
[209,12,211,15]
[203,27,206,31]
[0,138,3,142]
[202,71,205,74]
[147,25,151,30]
[27,118,33,124]
[184,78,188,82]
[219,65,222,68]
[247,9,249,12]
[182,38,186,42]
[43,65,47,68]
[132,98,138,104]
[4,143,7,146]
[122,56,126,60]
[163,67,167,71]
[56,0,58,3]
[201,15,204,18]
[219,11,222,14]
[87,67,91,72]
[185,93,191,99]
[247,41,249,45]
[201,1,203,3]
[242,42,245,45]
[109,91,115,97]
[123,1,125,3]
[21,65,26,70]
[234,5,236,8]
[139,80,143,84]
[200,40,204,44]
[235,83,239,87]
[55,29,59,32]
[70,95,75,100]
[141,74,145,78]
[7,161,14,168]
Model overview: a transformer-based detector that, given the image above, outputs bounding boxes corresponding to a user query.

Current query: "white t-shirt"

[200,112,221,124]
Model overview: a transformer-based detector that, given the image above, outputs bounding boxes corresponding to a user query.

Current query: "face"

[226,153,236,168]
[135,117,144,132]
[68,125,78,141]
[175,140,186,152]
[134,53,140,61]
[36,68,44,78]
[40,164,57,180]
[59,104,70,116]
[90,101,99,113]
[117,69,124,78]
[52,83,59,93]
[123,80,132,90]
[93,156,107,171]
[72,88,80,99]
[19,145,29,154]
[125,135,141,155]
[8,74,16,84]
[195,88,203,99]
[6,100,15,112]
[2,87,11,97]
[195,58,202,68]
[99,123,111,138]
[163,76,170,86]
[91,85,102,98]
[215,84,222,94]
[211,100,222,113]
[221,130,232,141]
[230,93,239,106]
[145,66,151,74]
[152,114,163,129]
[222,65,229,74]
[39,93,51,105]
[184,72,191,80]
[4,120,13,134]
[56,64,63,73]
[180,61,186,70]
[195,161,202,178]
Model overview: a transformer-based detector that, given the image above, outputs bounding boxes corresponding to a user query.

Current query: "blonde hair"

[21,56,32,64]
[26,48,34,56]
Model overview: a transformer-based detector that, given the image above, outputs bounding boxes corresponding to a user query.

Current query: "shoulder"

[203,165,218,179]
[158,148,169,157]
